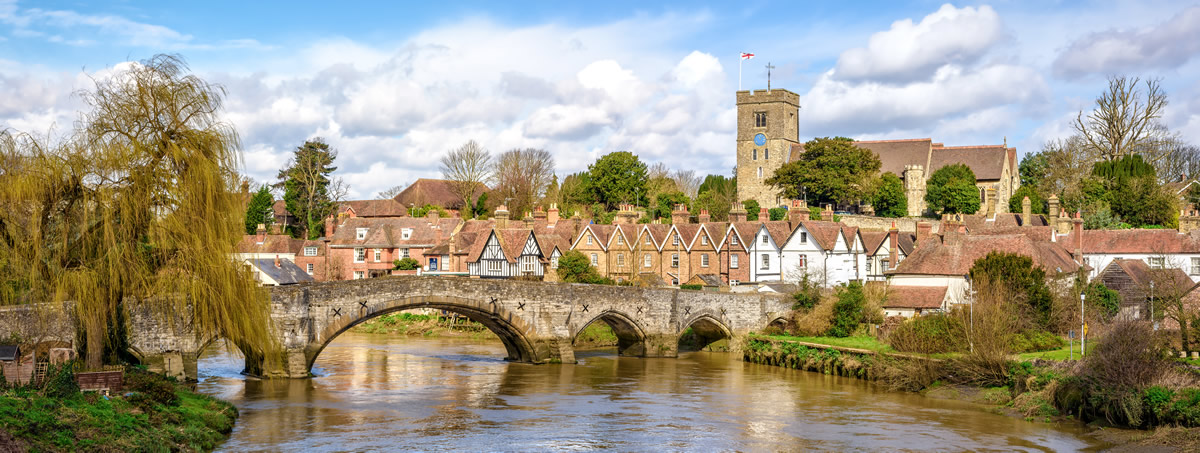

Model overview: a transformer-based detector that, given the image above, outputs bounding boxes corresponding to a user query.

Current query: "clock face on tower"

[754,133,766,146]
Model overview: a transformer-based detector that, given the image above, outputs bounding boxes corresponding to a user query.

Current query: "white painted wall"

[1083,253,1200,282]
[749,226,782,282]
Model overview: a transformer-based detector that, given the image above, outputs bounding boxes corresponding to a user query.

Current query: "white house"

[747,221,789,282]
[467,228,547,279]
[1066,228,1200,283]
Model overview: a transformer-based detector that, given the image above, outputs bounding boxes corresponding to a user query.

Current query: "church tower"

[735,89,800,209]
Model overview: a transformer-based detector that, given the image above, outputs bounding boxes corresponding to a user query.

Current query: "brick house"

[326,214,460,280]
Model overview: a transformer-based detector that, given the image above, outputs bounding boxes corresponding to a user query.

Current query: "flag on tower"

[741,52,755,60]
[738,53,755,90]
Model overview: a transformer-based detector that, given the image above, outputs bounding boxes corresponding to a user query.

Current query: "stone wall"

[0,303,75,346]
[836,215,942,234]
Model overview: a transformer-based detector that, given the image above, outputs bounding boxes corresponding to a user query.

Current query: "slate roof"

[235,234,302,254]
[890,233,1083,276]
[885,285,949,309]
[248,258,314,285]
[854,138,934,176]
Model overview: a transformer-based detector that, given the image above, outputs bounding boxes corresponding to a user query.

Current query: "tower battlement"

[736,89,800,106]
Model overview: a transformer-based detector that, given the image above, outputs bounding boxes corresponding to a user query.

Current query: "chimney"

[758,207,770,222]
[1056,209,1072,235]
[523,211,535,228]
[426,209,440,222]
[672,203,690,224]
[533,206,547,222]
[274,255,281,268]
[1021,196,1032,225]
[888,221,899,270]
[617,203,638,225]
[547,203,560,226]
[324,216,335,237]
[256,224,266,244]
[729,202,747,223]
[1072,211,1084,263]
[698,209,711,224]
[788,200,808,230]
[985,187,997,218]
[495,205,510,228]
[916,221,933,248]
[1047,194,1060,222]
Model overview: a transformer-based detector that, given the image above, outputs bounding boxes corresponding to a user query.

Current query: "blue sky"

[4,0,1200,199]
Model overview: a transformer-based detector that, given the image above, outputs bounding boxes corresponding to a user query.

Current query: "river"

[197,331,1106,451]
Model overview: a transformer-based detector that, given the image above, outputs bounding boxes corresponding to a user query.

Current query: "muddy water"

[197,332,1105,451]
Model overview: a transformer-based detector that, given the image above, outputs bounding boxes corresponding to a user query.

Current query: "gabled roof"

[670,223,701,250]
[1101,259,1196,296]
[608,224,639,250]
[761,221,792,247]
[890,233,1083,276]
[340,199,409,217]
[841,225,861,252]
[689,223,724,250]
[884,285,948,309]
[235,234,303,254]
[329,217,460,247]
[852,138,934,177]
[729,222,760,249]
[929,145,1010,181]
[1067,229,1200,255]
[572,224,614,250]
[248,258,314,285]
[963,213,1050,231]
[687,274,726,287]
[797,220,842,251]
[641,224,672,250]
[861,231,888,255]
[392,178,487,210]
[498,229,537,262]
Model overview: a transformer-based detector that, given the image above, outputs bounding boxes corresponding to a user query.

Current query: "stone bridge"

[1,276,791,380]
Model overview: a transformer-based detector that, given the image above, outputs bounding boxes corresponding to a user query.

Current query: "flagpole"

[738,55,743,91]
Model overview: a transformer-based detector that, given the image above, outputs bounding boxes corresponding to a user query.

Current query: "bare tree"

[671,169,703,198]
[440,140,492,210]
[494,148,555,217]
[376,183,409,200]
[328,176,351,204]
[1074,76,1172,162]
[1145,257,1197,355]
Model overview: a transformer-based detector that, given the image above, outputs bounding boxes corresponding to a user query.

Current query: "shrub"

[125,368,179,407]
[888,314,968,354]
[827,282,865,338]
[679,284,702,291]
[790,275,821,311]
[41,363,78,398]
[768,207,787,221]
[1084,281,1121,320]
[1008,330,1066,353]
[969,252,1053,330]
[790,293,836,336]
[393,257,420,270]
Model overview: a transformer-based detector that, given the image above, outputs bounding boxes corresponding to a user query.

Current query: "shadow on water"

[197,333,1107,452]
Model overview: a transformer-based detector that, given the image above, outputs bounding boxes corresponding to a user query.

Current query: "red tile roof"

[799,220,842,250]
[1068,229,1200,254]
[341,199,409,217]
[885,285,949,309]
[392,178,488,210]
[329,217,460,248]
[890,233,1082,276]
[235,234,303,254]
[963,213,1049,230]
[929,145,1009,181]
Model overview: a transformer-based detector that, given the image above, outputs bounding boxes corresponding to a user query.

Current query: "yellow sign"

[1083,323,1089,336]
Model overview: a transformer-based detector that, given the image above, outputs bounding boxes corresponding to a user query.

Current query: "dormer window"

[356,228,368,240]
[401,228,412,240]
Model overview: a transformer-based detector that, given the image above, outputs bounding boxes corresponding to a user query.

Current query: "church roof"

[392,178,488,210]
[929,145,1011,181]
[787,138,1013,183]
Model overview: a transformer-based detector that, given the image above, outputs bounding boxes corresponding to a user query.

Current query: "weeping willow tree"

[0,54,275,370]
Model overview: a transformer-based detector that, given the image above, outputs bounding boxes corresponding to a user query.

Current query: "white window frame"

[550,256,559,269]
[866,259,873,273]
[671,254,679,268]
[356,228,368,240]
[882,259,890,271]
[701,254,709,267]
[487,260,502,272]
[761,253,769,269]
[1148,257,1165,269]
[586,235,593,245]
[1191,257,1200,276]
[701,236,708,246]
[673,235,679,246]
[761,234,768,245]
[373,249,382,262]
[401,228,412,240]
[800,232,807,243]
[731,254,739,268]
[731,235,738,246]
[617,253,625,266]
[354,247,365,263]
[401,248,410,259]
[521,256,536,272]
[304,246,318,257]
[645,236,651,245]
[730,279,739,286]
[442,258,450,271]
[590,253,598,266]
[617,235,623,245]
[644,254,652,268]
[798,254,807,268]
[353,271,365,280]
[306,263,314,274]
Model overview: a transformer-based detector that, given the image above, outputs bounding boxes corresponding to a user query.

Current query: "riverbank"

[743,333,1200,451]
[0,367,237,452]
[352,311,621,348]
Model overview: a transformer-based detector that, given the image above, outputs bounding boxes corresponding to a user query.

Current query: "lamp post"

[409,203,414,217]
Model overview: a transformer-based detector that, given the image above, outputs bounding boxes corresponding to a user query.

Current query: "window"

[882,259,890,271]
[644,254,652,268]
[645,236,651,245]
[442,259,449,271]
[304,246,318,257]
[488,260,502,272]
[761,253,770,269]
[550,256,559,269]
[866,260,873,273]
[757,167,763,178]
[522,256,536,272]
[617,253,625,266]
[1148,257,1165,269]
[798,254,807,268]
[586,235,593,245]
[764,149,769,160]
[354,247,365,263]
[730,279,740,286]
[306,263,314,274]
[701,254,710,267]
[761,234,768,245]
[752,149,757,160]
[353,271,364,280]
[672,235,679,246]
[590,253,599,266]
[617,235,623,245]
[401,228,412,240]
[356,228,368,240]
[701,236,708,246]
[373,249,382,262]
[800,232,807,244]
[731,254,739,268]
[671,254,679,268]
[1192,258,1200,275]
[754,112,767,127]
[731,235,738,246]
[672,278,679,286]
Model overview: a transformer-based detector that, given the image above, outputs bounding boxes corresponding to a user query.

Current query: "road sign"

[1083,323,1089,336]
[1068,330,1075,339]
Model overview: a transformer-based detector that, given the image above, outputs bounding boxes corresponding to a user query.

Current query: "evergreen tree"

[1008,185,1045,215]
[969,252,1053,329]
[588,151,648,209]
[278,139,338,239]
[245,185,275,234]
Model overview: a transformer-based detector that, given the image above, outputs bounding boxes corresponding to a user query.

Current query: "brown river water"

[197,332,1108,452]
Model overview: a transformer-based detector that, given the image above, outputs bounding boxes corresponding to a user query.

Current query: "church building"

[735,88,1019,216]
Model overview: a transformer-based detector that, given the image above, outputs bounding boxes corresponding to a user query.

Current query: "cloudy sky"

[3,0,1200,199]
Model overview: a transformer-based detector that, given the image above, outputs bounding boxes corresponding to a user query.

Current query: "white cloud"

[0,2,268,50]
[1053,6,1200,79]
[834,4,1005,82]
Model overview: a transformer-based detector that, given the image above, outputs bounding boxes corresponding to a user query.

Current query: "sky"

[4,0,1200,199]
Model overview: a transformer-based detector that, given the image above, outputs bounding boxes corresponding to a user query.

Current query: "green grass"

[0,377,238,452]
[755,333,896,353]
[1016,341,1095,361]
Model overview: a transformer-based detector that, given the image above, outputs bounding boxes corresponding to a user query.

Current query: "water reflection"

[198,333,1105,452]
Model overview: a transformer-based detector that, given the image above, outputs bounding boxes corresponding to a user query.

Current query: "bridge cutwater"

[0,276,791,380]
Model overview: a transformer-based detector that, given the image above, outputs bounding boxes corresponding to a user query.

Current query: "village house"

[326,212,461,280]
[466,228,549,279]
[244,257,314,286]
[1095,259,1197,322]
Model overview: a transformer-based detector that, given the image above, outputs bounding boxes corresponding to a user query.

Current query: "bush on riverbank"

[0,364,237,452]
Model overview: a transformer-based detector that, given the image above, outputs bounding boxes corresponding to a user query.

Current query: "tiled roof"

[842,225,860,251]
[861,231,887,255]
[697,223,727,249]
[885,285,948,309]
[672,223,701,249]
[729,222,759,249]
[929,145,1009,181]
[341,199,408,217]
[271,200,290,217]
[299,240,325,256]
[897,233,916,255]
[799,220,842,250]
[392,178,487,210]
[762,220,792,246]
[963,213,1049,230]
[643,224,672,248]
[1068,229,1200,254]
[329,217,460,247]
[248,258,314,285]
[854,138,934,177]
[890,233,1082,276]
[1105,259,1196,296]
[235,234,302,254]
[498,229,535,263]
[689,274,725,287]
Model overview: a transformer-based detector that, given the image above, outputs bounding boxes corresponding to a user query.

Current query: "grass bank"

[0,366,237,452]
[352,312,496,340]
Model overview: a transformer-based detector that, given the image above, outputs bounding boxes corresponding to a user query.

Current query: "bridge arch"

[571,309,648,357]
[307,295,541,373]
[679,310,734,351]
